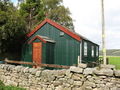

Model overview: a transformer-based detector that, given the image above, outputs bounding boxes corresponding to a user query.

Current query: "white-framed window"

[84,42,87,56]
[92,46,94,57]
[96,46,99,57]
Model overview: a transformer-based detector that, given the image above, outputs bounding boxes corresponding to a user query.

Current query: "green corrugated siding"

[22,23,80,66]
[81,39,99,63]
[46,42,55,64]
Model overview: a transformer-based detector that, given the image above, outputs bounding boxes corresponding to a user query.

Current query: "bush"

[3,86,26,90]
[0,80,26,90]
[0,80,4,86]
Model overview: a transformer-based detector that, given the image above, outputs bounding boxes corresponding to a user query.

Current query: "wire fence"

[1,57,120,69]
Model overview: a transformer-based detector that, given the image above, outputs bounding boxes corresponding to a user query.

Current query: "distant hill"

[99,49,120,56]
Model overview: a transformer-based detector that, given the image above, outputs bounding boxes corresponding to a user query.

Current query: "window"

[60,32,64,36]
[92,46,94,57]
[84,42,87,56]
[96,46,99,57]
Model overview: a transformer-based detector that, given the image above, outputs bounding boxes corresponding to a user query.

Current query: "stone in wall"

[83,68,96,75]
[114,70,120,77]
[69,66,83,73]
[94,68,114,76]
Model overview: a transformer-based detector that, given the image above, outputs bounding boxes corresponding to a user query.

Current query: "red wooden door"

[33,42,42,68]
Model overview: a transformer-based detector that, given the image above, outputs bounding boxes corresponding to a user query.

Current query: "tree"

[0,1,26,57]
[42,0,74,30]
[19,0,44,32]
[19,0,74,32]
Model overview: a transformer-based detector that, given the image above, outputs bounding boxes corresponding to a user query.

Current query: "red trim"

[28,36,46,44]
[27,18,81,41]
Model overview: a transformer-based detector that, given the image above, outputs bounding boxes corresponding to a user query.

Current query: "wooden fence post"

[5,58,8,64]
[106,58,109,64]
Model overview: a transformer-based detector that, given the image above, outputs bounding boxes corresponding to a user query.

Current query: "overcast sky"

[63,0,120,49]
[11,0,120,49]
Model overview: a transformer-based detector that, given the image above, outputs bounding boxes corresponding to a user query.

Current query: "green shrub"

[0,80,4,86]
[0,80,26,90]
[0,81,5,90]
[3,86,26,90]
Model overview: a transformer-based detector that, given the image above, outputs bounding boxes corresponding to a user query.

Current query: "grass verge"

[0,80,26,90]
[100,56,120,69]
[108,56,120,69]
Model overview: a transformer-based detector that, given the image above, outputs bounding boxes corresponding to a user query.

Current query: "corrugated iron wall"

[22,23,80,66]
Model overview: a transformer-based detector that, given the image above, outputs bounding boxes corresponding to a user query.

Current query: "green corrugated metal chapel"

[22,18,99,67]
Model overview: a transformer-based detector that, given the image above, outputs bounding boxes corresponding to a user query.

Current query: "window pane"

[84,42,87,56]
[92,46,94,57]
[96,46,98,56]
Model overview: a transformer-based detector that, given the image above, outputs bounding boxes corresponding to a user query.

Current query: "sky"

[11,0,120,49]
[11,0,17,5]
[63,0,120,49]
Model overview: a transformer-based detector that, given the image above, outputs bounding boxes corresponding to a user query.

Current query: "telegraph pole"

[101,0,107,65]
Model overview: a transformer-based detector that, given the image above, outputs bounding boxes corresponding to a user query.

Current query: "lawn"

[107,56,120,69]
[100,56,120,69]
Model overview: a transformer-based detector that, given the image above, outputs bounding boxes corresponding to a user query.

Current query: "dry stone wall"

[0,64,120,90]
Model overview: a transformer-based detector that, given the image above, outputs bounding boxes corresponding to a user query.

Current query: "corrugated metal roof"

[69,31,99,45]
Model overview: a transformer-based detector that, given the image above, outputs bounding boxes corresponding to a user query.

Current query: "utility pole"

[101,0,107,65]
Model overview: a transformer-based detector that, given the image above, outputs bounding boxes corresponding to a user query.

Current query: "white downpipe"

[80,42,82,63]
[78,42,82,66]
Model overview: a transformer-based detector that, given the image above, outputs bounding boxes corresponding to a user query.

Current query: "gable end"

[27,18,81,41]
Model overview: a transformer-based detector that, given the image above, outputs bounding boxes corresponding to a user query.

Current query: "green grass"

[107,56,120,69]
[1,86,26,90]
[100,56,120,69]
[0,80,26,90]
